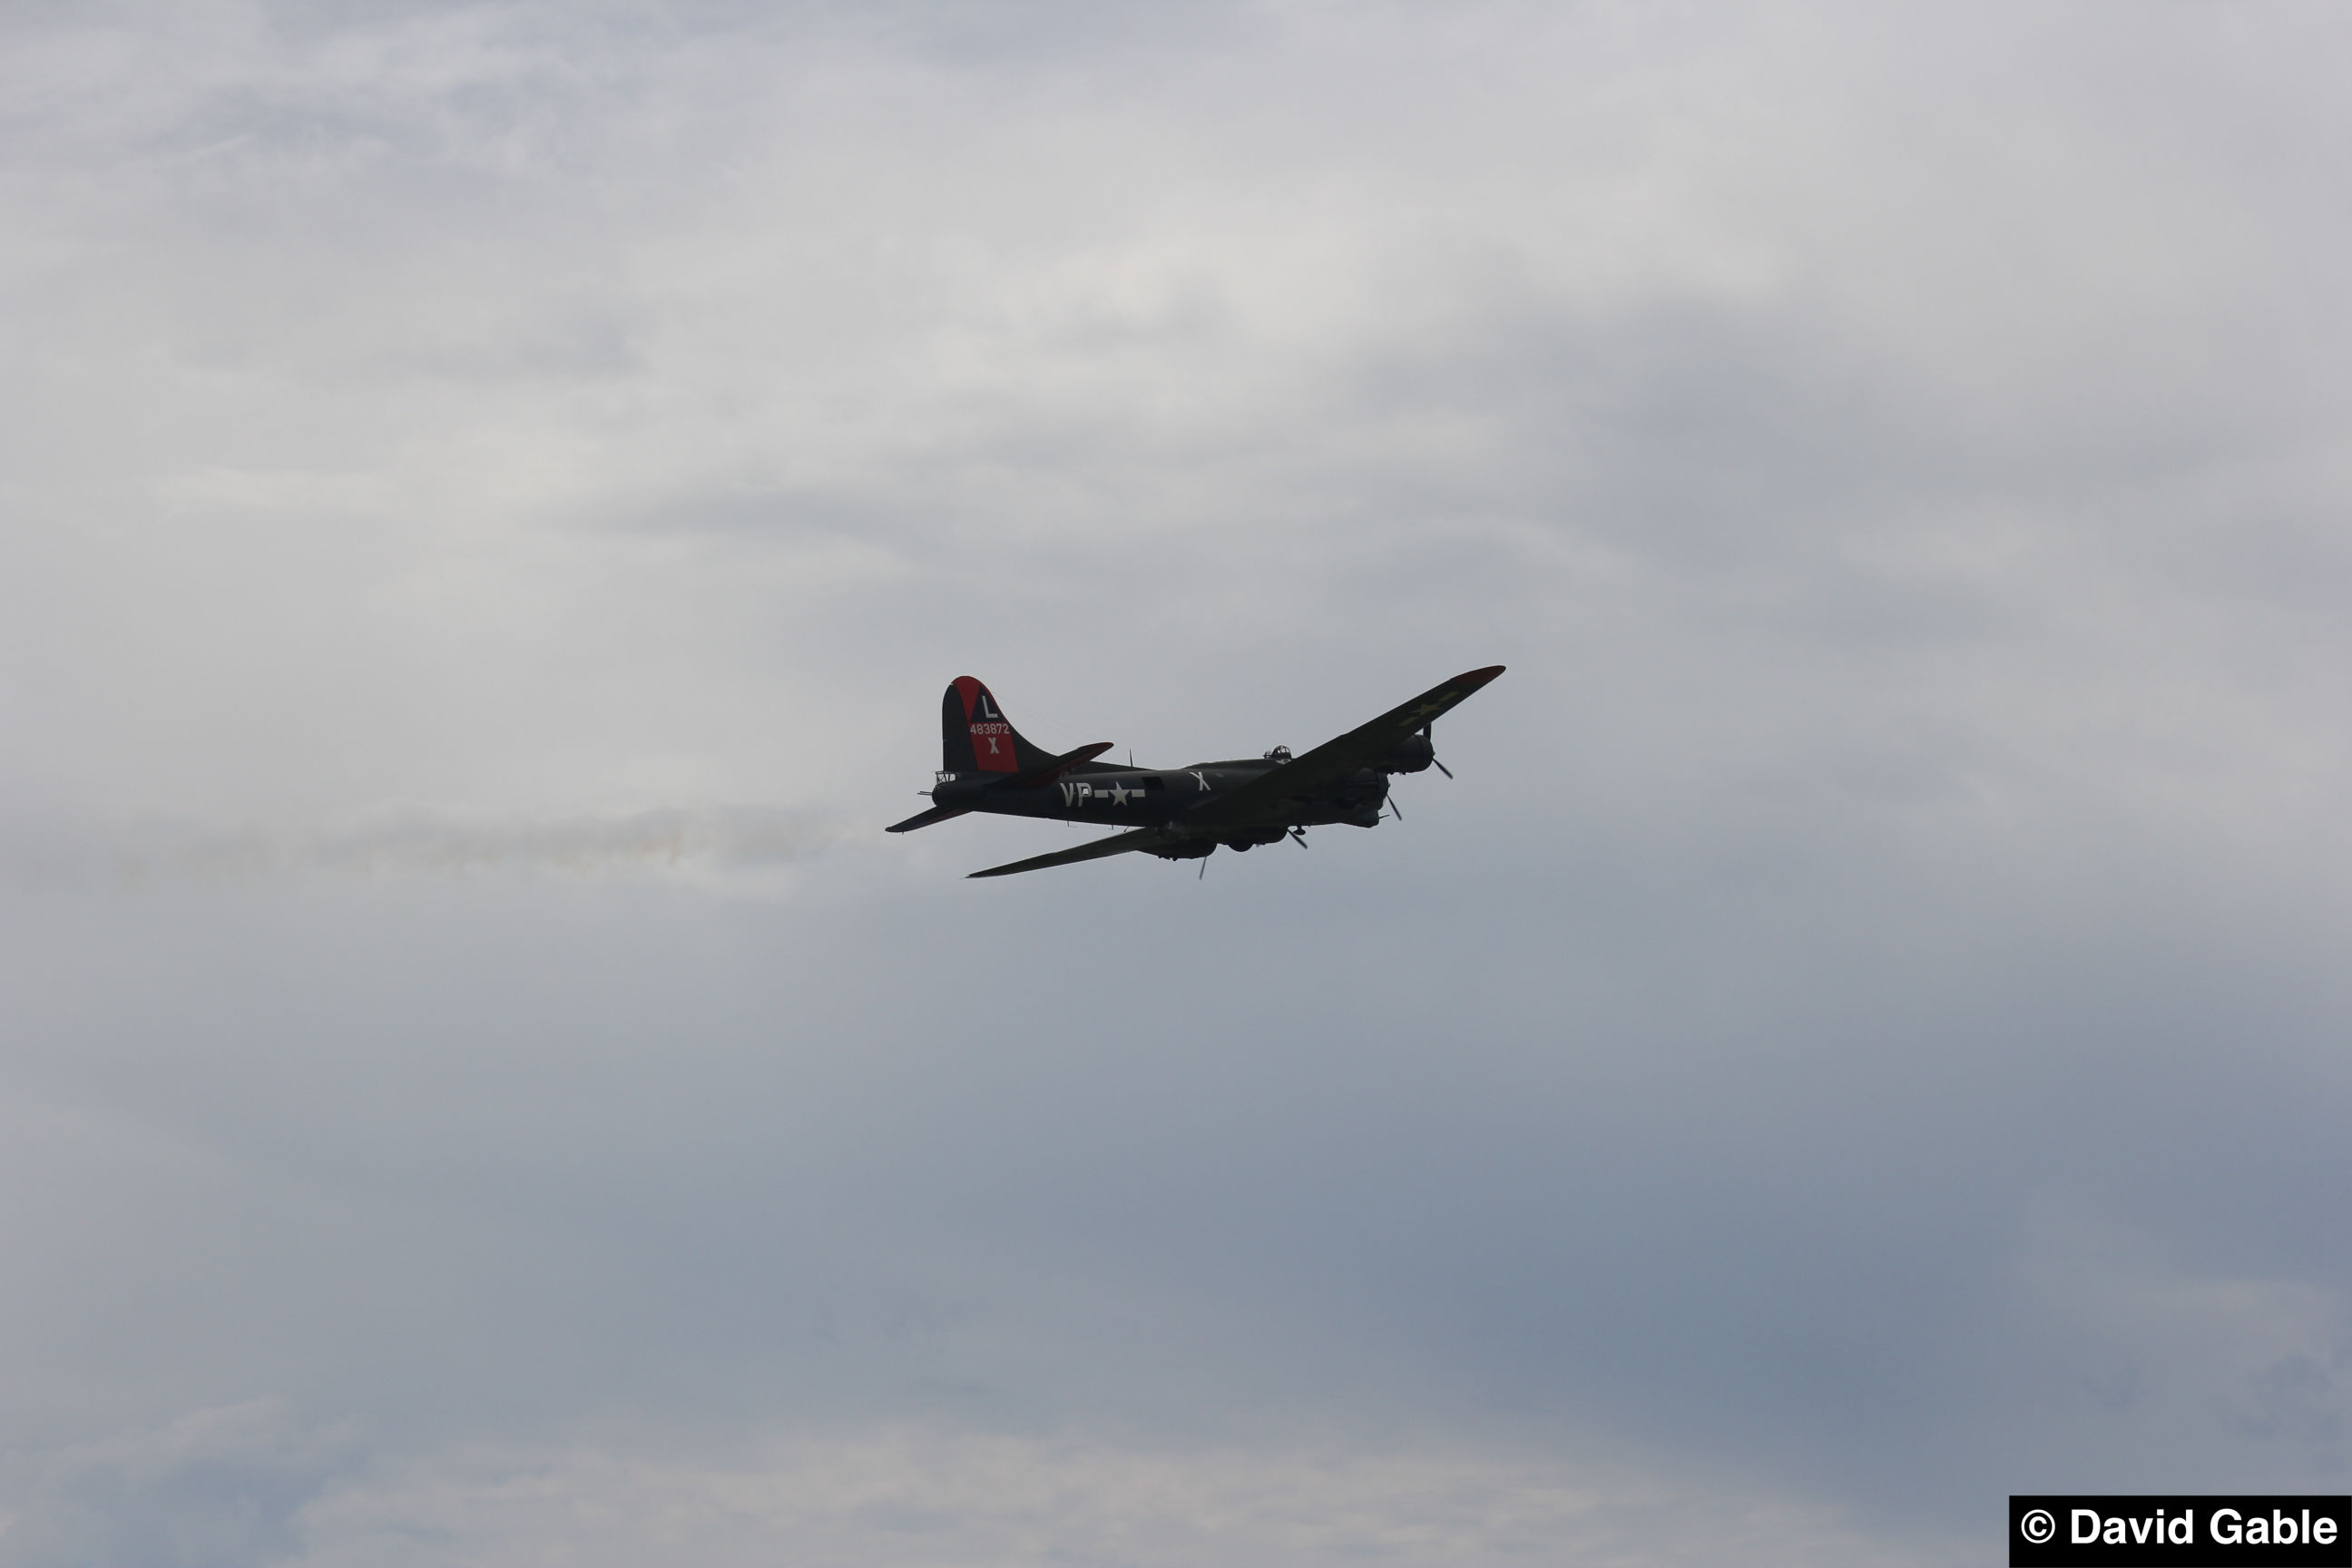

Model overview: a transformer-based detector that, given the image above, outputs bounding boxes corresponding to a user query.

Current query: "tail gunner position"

[887,667,1504,877]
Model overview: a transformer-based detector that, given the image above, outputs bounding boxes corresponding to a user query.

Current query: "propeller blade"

[1432,757,1454,779]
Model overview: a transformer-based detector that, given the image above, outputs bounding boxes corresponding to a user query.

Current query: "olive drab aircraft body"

[887,666,1505,877]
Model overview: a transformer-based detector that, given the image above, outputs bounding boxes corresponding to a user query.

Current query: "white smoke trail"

[0,806,847,887]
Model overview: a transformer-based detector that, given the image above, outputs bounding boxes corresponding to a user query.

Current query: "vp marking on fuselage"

[1058,779,1144,808]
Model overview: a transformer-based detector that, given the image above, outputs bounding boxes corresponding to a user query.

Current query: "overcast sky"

[4,4,2350,1564]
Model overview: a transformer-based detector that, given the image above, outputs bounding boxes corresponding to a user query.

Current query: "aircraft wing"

[967,825,1174,879]
[1177,664,1505,831]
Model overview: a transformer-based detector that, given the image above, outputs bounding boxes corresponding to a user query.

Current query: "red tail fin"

[940,678,1059,777]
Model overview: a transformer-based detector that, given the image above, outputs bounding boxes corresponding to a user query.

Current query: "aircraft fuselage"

[930,757,1389,838]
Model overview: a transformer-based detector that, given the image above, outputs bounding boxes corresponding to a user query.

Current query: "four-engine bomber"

[887,666,1504,877]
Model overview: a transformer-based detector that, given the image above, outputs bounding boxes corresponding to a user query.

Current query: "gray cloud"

[3,2,2349,1563]
[0,807,842,887]
[0,1401,360,1568]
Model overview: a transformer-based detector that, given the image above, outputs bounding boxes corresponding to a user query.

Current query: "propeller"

[1425,725,1454,779]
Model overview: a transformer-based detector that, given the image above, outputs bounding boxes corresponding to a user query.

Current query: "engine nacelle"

[1378,733,1436,774]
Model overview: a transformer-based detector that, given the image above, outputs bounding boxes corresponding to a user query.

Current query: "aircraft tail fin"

[940,677,1061,778]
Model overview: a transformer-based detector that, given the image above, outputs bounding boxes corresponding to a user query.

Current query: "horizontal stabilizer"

[888,742,1112,834]
[887,803,975,834]
[1001,740,1114,789]
[968,825,1171,878]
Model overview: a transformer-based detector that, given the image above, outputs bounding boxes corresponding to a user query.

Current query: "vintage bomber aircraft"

[887,666,1504,877]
